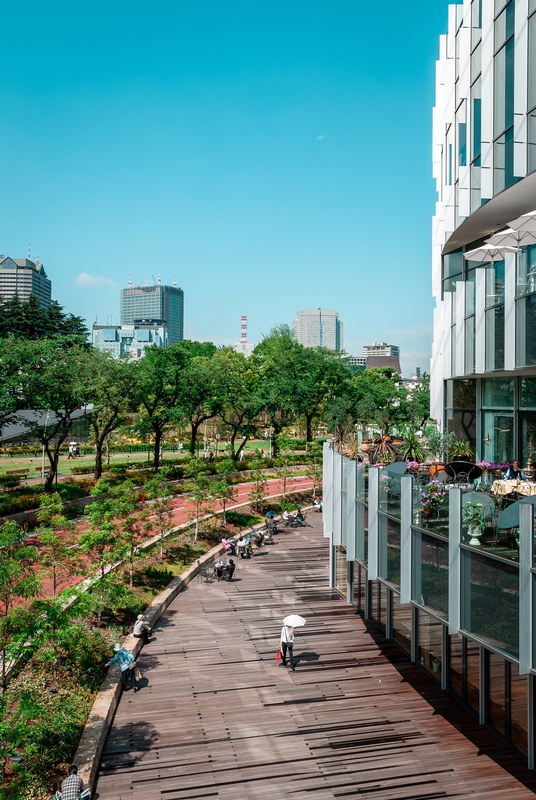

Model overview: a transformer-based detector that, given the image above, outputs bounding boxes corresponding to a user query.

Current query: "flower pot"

[432,659,441,673]
[468,524,483,546]
[360,441,371,454]
[423,507,433,517]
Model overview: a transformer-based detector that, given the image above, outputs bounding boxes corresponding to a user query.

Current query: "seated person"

[296,509,304,523]
[225,559,236,581]
[505,460,526,480]
[236,535,246,558]
[313,499,322,511]
[254,531,264,549]
[222,537,236,556]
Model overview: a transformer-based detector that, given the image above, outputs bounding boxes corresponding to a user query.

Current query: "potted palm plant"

[450,437,474,461]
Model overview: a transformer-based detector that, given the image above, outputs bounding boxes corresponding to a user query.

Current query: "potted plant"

[462,502,485,546]
[450,437,474,461]
[421,480,448,516]
[399,428,426,463]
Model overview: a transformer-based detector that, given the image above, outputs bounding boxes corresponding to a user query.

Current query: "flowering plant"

[406,460,420,470]
[462,502,485,529]
[421,480,448,513]
[476,461,509,470]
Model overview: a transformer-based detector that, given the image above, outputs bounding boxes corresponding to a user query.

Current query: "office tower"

[120,281,184,345]
[0,256,51,306]
[292,309,343,351]
[362,342,402,374]
[92,322,168,359]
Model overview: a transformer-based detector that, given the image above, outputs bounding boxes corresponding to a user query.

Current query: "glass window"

[379,514,400,588]
[449,634,464,699]
[516,294,536,367]
[529,14,536,113]
[485,261,505,306]
[494,2,514,52]
[466,639,480,713]
[465,316,476,374]
[531,0,536,13]
[443,251,464,280]
[356,465,368,503]
[528,111,536,174]
[486,304,505,370]
[392,592,412,654]
[465,269,476,316]
[494,38,514,137]
[461,550,519,657]
[379,582,387,632]
[448,143,453,186]
[352,561,366,614]
[458,122,467,167]
[482,377,514,408]
[520,377,536,409]
[471,45,481,86]
[418,609,443,679]
[412,530,449,619]
[510,664,528,755]
[472,0,483,28]
[482,411,514,464]
[447,377,477,408]
[446,410,477,450]
[335,545,347,598]
[470,164,481,211]
[516,243,536,296]
[494,126,515,194]
[488,652,506,735]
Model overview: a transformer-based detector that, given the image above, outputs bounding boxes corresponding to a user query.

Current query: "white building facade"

[92,322,168,359]
[432,0,536,467]
[292,308,344,351]
[0,257,51,306]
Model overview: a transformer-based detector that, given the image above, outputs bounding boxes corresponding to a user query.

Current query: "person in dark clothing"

[226,559,236,581]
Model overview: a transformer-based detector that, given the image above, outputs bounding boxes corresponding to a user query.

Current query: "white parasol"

[283,614,306,627]
[463,243,519,262]
[486,228,536,248]
[508,209,536,233]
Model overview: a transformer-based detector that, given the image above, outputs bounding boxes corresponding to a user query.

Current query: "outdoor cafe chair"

[445,461,482,486]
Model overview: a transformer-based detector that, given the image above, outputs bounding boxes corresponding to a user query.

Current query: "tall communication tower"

[233,315,255,357]
[241,315,248,344]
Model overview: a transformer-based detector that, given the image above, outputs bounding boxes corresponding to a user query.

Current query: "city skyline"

[0,1,450,376]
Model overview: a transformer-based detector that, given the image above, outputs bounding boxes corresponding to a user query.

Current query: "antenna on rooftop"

[172,276,177,287]
[128,276,133,287]
[157,272,161,286]
[28,243,31,259]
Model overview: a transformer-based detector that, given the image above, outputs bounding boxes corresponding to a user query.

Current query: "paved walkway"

[95,516,536,799]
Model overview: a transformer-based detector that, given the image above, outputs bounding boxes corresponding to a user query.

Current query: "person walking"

[133,614,150,645]
[60,765,84,800]
[280,624,295,670]
[106,643,139,692]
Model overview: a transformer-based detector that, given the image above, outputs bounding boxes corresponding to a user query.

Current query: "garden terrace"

[94,514,536,799]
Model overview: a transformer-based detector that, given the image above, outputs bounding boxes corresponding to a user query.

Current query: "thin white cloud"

[75,272,118,288]
[316,134,325,140]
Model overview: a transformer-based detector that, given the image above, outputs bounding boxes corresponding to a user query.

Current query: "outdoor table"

[516,481,536,497]
[492,480,517,496]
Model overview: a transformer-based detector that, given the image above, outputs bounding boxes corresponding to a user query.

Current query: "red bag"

[276,648,281,662]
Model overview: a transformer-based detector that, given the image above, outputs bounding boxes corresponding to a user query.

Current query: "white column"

[504,251,516,371]
[346,459,356,563]
[448,488,462,634]
[455,280,466,375]
[333,451,342,547]
[322,443,333,539]
[368,468,380,581]
[519,502,532,675]
[400,475,413,605]
[475,267,486,373]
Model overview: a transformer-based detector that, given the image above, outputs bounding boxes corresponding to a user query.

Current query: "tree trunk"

[235,436,248,460]
[94,438,104,480]
[189,423,198,456]
[44,442,60,492]
[153,428,162,471]
[305,414,314,443]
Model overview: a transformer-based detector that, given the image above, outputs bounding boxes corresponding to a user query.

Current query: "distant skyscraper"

[362,342,402,375]
[232,315,255,357]
[292,309,343,351]
[92,321,168,359]
[120,282,184,345]
[0,256,51,306]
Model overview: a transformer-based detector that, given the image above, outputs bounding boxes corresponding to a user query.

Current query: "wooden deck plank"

[94,517,536,799]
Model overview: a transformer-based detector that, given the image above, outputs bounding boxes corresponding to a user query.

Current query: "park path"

[94,515,536,800]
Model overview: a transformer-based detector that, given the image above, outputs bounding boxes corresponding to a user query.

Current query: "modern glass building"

[0,256,51,306]
[120,284,184,345]
[431,0,536,466]
[92,322,167,359]
[323,444,535,766]
[292,309,344,351]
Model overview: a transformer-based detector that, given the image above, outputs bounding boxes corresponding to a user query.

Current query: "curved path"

[94,515,536,799]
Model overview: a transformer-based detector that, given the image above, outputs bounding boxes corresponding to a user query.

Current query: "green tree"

[113,481,151,588]
[253,326,298,456]
[36,492,80,597]
[213,348,260,460]
[0,295,88,344]
[145,474,176,559]
[187,477,214,541]
[0,521,42,690]
[211,478,238,525]
[89,354,138,480]
[176,347,223,455]
[247,469,268,512]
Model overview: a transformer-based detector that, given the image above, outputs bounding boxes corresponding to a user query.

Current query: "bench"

[6,468,30,476]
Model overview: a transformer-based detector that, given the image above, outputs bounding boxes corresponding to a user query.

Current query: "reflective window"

[392,592,411,654]
[520,378,536,409]
[378,514,400,588]
[465,268,476,316]
[412,530,449,619]
[458,122,467,167]
[510,664,528,755]
[494,127,515,194]
[482,410,514,465]
[471,44,481,86]
[528,110,536,174]
[466,639,480,713]
[418,609,443,680]
[482,377,514,408]
[516,294,536,367]
[485,305,505,370]
[488,652,506,735]
[465,316,476,373]
[461,550,519,658]
[334,545,347,598]
[448,377,477,408]
[352,561,366,614]
[443,251,464,280]
[531,0,536,13]
[446,410,477,451]
[529,14,536,112]
[485,261,505,307]
[516,243,536,296]
[449,634,464,699]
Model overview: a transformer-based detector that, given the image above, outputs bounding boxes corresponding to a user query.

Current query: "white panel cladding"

[332,451,342,547]
[514,0,529,176]
[480,0,494,181]
[475,267,487,373]
[322,443,333,539]
[345,459,356,562]
[455,281,466,375]
[504,251,517,370]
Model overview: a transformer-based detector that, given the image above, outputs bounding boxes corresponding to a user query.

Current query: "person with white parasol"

[280,614,305,671]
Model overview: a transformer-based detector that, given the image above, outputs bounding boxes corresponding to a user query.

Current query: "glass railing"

[461,486,519,563]
[356,465,368,504]
[412,528,448,620]
[414,479,449,538]
[379,473,402,519]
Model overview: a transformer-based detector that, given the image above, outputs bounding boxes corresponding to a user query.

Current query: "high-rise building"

[120,282,184,345]
[0,256,51,306]
[362,342,402,374]
[292,309,343,351]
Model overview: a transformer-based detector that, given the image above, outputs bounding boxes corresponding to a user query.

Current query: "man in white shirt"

[133,614,150,645]
[280,625,295,671]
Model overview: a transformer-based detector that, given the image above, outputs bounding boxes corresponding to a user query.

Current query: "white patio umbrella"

[508,209,536,233]
[463,243,519,262]
[283,614,306,628]
[486,228,536,247]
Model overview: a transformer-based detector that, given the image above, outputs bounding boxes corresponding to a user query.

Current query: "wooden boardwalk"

[95,516,536,799]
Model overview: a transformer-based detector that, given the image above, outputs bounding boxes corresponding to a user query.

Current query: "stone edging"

[73,502,315,793]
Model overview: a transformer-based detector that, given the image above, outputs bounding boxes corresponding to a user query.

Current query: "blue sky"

[0,1,451,375]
